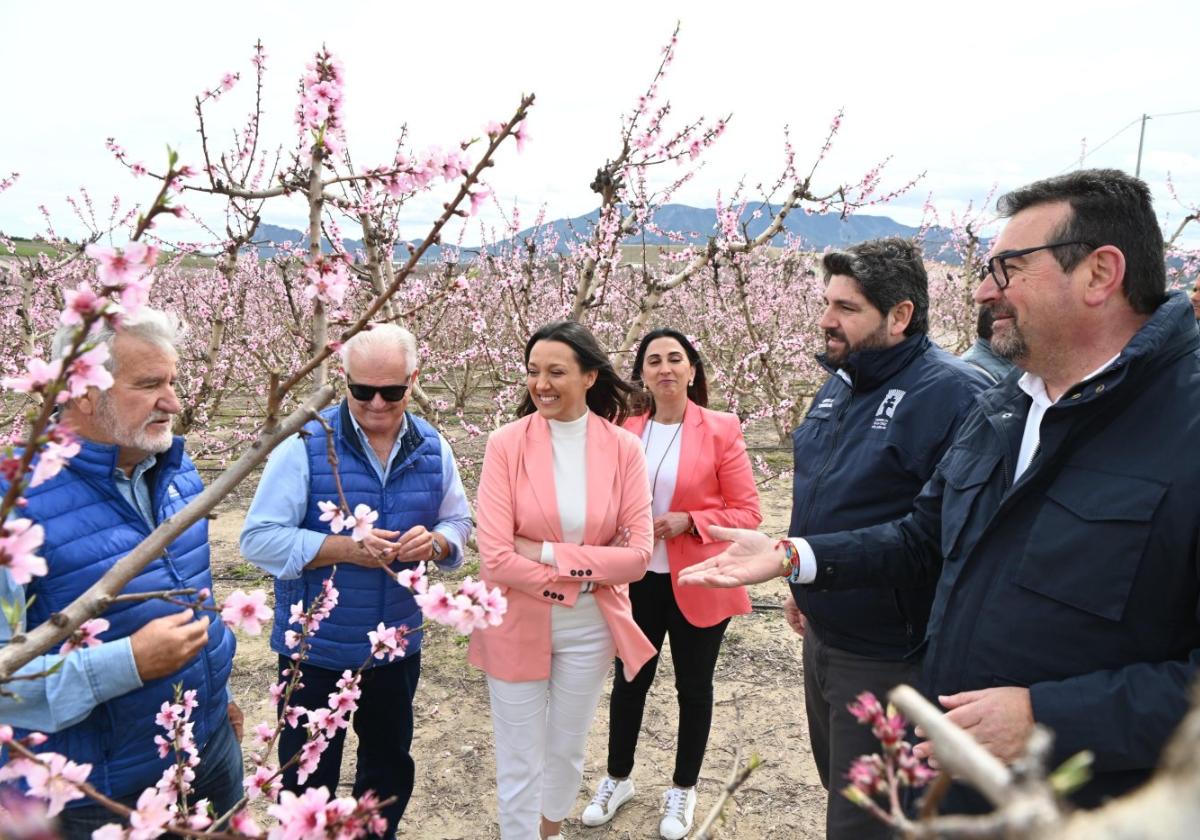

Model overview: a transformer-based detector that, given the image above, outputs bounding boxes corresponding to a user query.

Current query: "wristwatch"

[428,536,440,562]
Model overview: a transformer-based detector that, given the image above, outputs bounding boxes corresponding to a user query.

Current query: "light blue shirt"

[0,569,143,732]
[113,454,158,528]
[239,412,472,580]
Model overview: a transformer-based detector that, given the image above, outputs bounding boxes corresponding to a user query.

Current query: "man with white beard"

[0,309,241,839]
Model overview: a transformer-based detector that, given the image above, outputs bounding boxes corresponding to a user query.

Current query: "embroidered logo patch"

[872,389,906,429]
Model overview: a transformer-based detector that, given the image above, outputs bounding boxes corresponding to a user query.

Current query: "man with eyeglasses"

[240,323,471,836]
[680,168,1200,813]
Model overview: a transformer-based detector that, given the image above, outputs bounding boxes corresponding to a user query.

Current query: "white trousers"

[487,594,615,840]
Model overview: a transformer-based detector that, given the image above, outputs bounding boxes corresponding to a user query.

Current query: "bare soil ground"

[207,467,827,839]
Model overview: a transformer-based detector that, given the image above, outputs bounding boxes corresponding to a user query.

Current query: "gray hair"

[340,323,419,373]
[52,307,184,373]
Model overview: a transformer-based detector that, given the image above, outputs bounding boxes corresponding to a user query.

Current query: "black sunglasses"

[347,379,410,402]
[982,240,1096,290]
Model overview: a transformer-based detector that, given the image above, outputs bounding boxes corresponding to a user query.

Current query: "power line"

[1058,118,1141,173]
[1059,108,1200,174]
[1149,108,1200,119]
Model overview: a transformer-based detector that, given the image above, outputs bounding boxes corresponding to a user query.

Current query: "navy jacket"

[805,292,1200,809]
[789,333,988,659]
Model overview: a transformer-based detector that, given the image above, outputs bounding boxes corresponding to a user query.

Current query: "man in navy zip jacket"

[0,310,241,839]
[682,169,1200,814]
[787,238,988,838]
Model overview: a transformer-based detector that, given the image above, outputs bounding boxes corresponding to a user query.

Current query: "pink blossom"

[2,356,63,395]
[231,809,264,837]
[243,763,280,802]
[327,683,360,716]
[393,561,427,593]
[294,737,328,786]
[61,283,105,326]
[368,623,409,661]
[253,722,277,747]
[268,787,330,840]
[221,73,238,92]
[130,162,147,177]
[483,120,503,137]
[91,824,126,840]
[469,189,490,216]
[30,426,81,488]
[317,500,347,534]
[64,344,114,398]
[513,120,531,153]
[269,680,288,704]
[0,724,12,744]
[0,518,47,584]
[305,707,347,740]
[23,752,92,817]
[118,274,154,317]
[128,787,174,840]
[186,800,212,830]
[84,242,157,287]
[845,754,887,797]
[414,582,454,624]
[348,503,378,542]
[59,617,109,655]
[302,257,350,306]
[847,691,884,725]
[282,704,307,729]
[221,589,272,635]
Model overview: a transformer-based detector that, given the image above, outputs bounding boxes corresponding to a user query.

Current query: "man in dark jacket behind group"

[786,237,988,839]
[682,168,1200,815]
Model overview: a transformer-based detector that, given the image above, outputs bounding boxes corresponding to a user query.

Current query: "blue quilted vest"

[268,402,444,670]
[12,436,235,803]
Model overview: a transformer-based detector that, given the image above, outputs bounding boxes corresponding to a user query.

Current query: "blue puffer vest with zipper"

[268,402,444,670]
[14,436,234,802]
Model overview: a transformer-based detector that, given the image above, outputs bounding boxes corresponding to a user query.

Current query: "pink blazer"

[623,403,762,627]
[467,411,656,682]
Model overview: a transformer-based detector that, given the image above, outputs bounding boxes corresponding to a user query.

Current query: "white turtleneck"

[540,412,589,579]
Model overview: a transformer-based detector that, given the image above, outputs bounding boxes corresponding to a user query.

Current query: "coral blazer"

[467,411,656,683]
[623,403,761,627]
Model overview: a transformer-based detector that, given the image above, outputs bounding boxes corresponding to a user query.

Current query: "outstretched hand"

[676,526,785,588]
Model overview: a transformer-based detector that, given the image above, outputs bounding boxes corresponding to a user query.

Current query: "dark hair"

[976,306,995,340]
[629,327,709,414]
[996,168,1165,314]
[821,237,929,336]
[517,320,633,424]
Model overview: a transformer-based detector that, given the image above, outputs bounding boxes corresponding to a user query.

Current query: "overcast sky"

[3,0,1197,248]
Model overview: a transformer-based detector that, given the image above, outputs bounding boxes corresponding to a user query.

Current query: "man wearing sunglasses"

[681,168,1200,813]
[240,323,472,836]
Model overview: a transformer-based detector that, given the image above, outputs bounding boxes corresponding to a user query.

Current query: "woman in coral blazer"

[468,320,655,840]
[581,328,762,840]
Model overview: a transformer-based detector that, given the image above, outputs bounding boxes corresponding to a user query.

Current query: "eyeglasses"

[982,240,1096,290]
[347,379,410,402]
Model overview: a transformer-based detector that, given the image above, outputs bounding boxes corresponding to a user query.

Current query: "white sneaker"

[659,787,697,839]
[581,775,635,826]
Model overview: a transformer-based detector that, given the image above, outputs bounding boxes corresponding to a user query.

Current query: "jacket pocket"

[1014,465,1166,621]
[939,446,999,560]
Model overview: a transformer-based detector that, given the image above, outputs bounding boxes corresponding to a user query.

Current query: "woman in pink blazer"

[468,321,655,840]
[581,328,762,840]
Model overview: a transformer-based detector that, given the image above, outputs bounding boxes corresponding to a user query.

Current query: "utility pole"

[1135,113,1150,177]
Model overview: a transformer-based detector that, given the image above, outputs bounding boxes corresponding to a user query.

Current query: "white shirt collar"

[1017,353,1120,407]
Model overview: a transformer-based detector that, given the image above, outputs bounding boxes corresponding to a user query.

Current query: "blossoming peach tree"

[0,43,517,838]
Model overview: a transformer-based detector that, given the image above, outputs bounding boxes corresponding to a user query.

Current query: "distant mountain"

[250,205,968,263]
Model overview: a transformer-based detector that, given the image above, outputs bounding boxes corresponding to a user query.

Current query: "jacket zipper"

[799,378,854,536]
